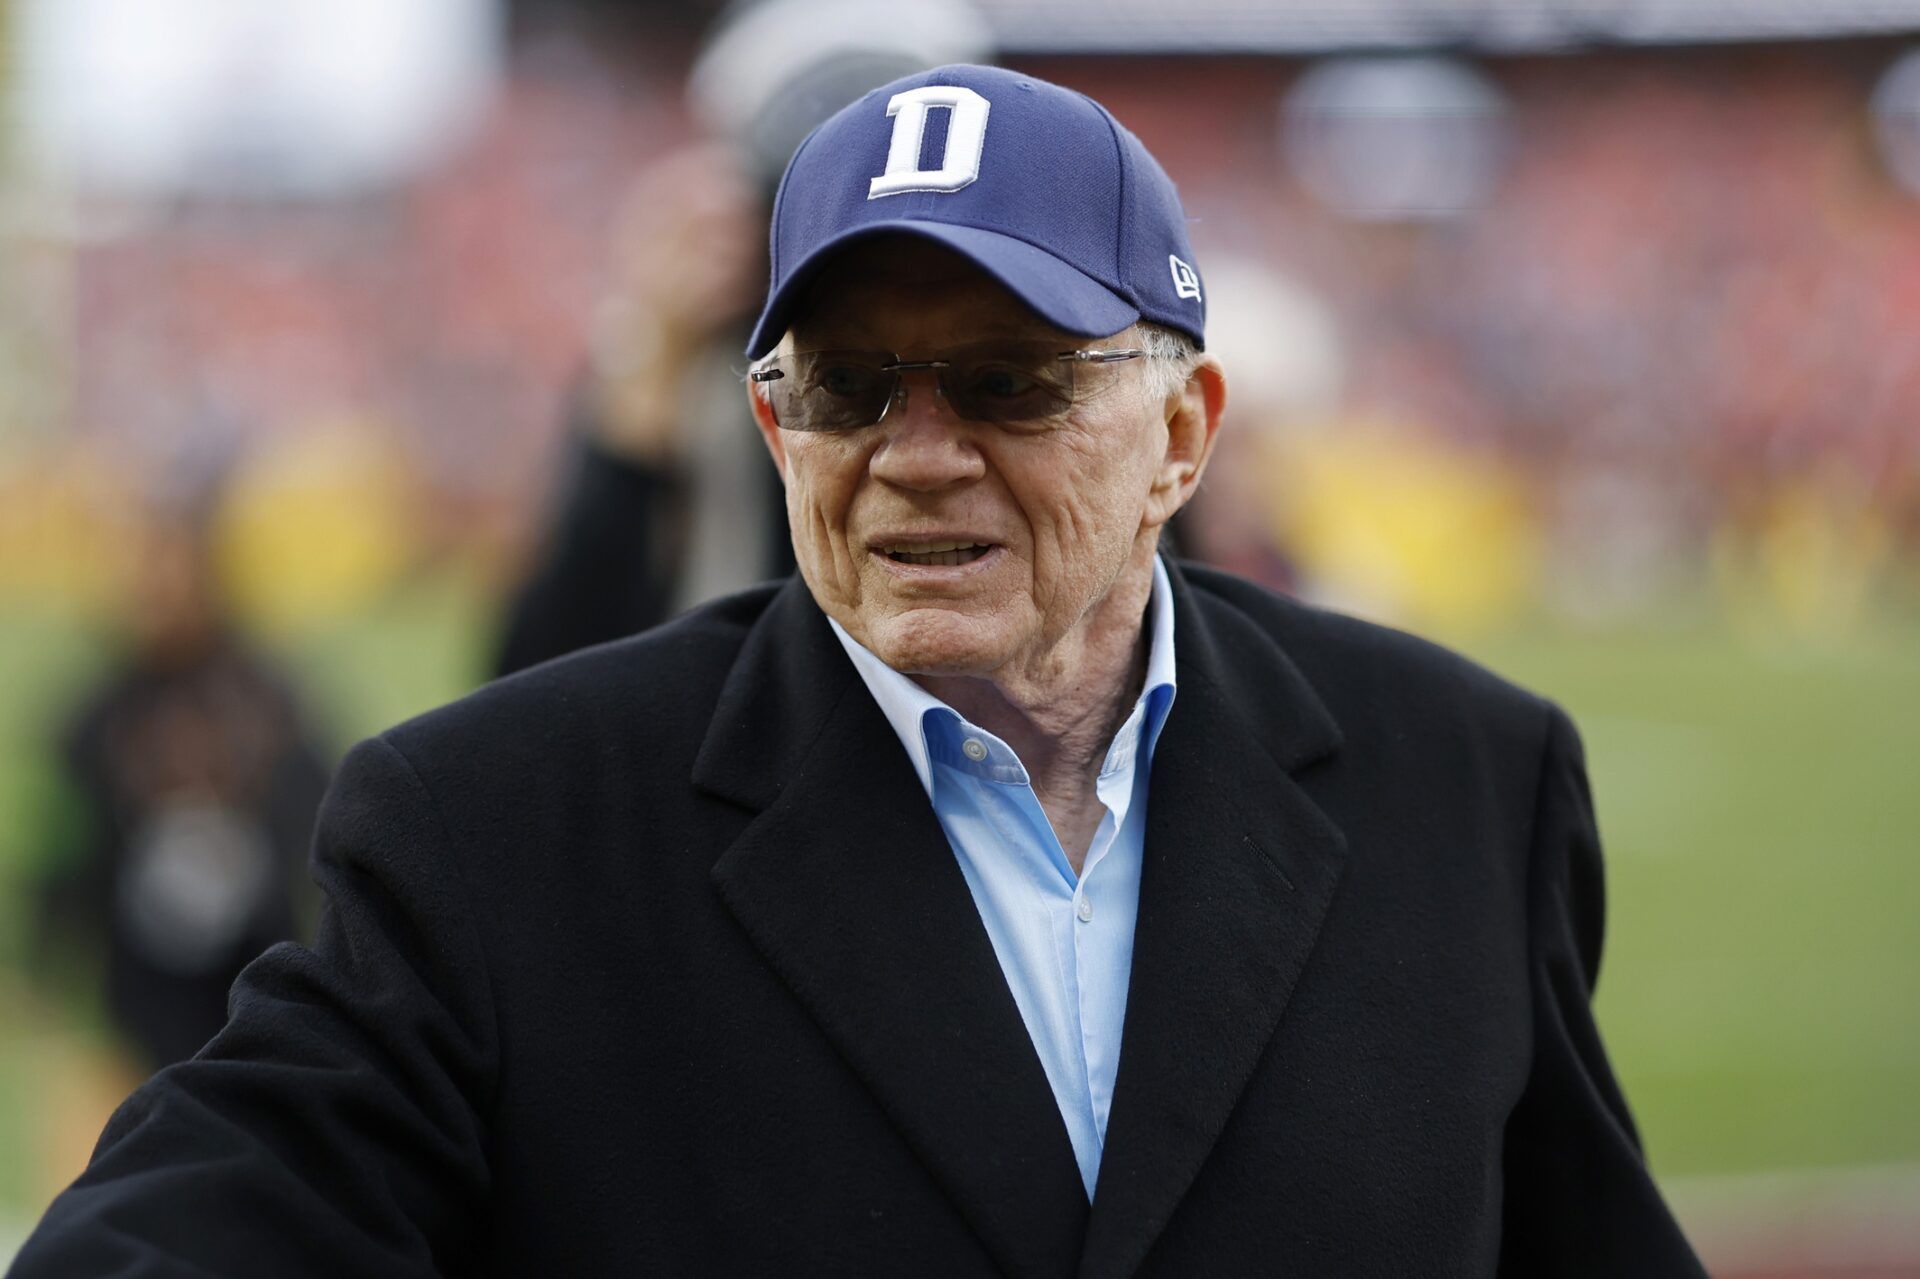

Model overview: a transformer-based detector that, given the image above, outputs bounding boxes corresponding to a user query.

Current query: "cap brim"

[745,220,1141,359]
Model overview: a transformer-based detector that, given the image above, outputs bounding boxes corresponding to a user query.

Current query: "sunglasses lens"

[945,344,1076,425]
[767,352,894,432]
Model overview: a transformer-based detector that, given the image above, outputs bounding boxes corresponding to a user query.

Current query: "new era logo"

[1168,255,1201,302]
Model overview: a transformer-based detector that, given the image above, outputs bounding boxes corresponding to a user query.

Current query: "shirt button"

[962,737,988,762]
[1076,897,1094,923]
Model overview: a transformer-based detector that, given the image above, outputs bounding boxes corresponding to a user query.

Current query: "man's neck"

[914,545,1158,838]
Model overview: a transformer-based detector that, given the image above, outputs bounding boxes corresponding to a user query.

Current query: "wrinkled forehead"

[783,235,1087,353]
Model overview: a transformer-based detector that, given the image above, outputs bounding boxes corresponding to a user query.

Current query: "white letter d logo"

[868,86,991,199]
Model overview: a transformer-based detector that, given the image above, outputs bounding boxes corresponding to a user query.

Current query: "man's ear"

[746,372,789,481]
[1146,354,1226,528]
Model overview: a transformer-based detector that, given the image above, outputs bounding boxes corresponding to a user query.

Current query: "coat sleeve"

[1497,704,1708,1277]
[10,735,500,1278]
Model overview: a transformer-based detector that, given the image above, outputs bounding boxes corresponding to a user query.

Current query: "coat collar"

[696,563,1347,1279]
[1076,561,1347,1279]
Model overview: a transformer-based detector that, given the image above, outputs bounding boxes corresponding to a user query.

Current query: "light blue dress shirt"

[827,556,1177,1199]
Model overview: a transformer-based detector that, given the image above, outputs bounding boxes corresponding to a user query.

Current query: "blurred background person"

[31,463,330,1072]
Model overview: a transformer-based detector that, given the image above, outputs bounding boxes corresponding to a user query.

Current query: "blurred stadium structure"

[1,0,1917,1272]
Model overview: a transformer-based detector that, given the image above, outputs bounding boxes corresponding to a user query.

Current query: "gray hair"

[1135,322,1201,402]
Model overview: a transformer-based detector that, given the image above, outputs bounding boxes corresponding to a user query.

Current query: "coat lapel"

[698,579,1089,1279]
[1079,564,1349,1279]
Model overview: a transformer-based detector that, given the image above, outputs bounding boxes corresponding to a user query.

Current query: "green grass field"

[0,587,1915,1232]
[1471,621,1920,1180]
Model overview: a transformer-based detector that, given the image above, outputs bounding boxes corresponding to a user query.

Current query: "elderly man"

[14,66,1705,1277]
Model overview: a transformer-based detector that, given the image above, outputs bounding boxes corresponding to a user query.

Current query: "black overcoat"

[12,562,1706,1277]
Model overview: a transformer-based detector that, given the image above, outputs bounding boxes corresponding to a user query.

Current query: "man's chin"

[864,607,1011,678]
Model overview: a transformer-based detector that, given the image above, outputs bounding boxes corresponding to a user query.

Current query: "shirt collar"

[829,555,1179,799]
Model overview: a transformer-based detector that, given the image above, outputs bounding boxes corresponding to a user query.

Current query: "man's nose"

[868,370,987,491]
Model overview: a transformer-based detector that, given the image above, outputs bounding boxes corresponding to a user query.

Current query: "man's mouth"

[878,540,994,567]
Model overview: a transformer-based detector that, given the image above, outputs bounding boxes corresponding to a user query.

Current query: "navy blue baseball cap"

[746,63,1206,359]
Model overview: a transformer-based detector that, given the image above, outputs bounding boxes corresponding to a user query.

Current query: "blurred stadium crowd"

[1,0,1918,1273]
[4,11,1919,638]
